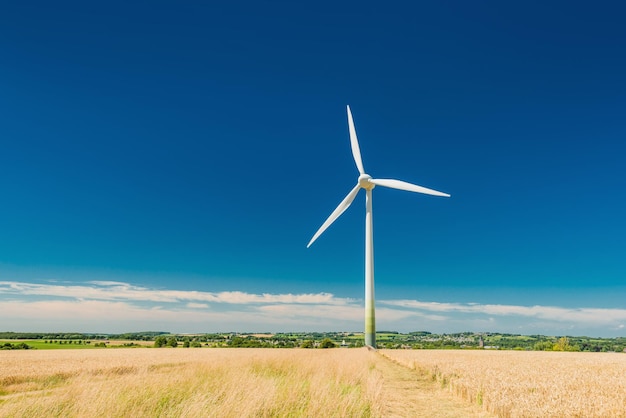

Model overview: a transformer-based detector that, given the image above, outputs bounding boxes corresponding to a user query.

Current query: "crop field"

[382,349,626,417]
[0,348,387,417]
[0,347,495,418]
[1,347,624,417]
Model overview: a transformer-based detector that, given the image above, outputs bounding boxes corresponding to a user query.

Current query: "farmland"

[382,349,626,417]
[0,347,491,418]
[2,331,625,351]
[2,348,625,417]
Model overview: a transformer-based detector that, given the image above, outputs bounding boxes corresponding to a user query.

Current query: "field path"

[374,351,494,417]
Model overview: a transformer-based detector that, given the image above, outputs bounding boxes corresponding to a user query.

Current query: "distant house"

[340,340,348,348]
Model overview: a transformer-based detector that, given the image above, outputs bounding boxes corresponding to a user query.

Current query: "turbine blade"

[370,178,450,197]
[347,105,365,175]
[307,184,361,248]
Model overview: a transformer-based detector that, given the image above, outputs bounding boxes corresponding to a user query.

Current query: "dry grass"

[381,349,626,418]
[5,347,622,417]
[0,348,383,417]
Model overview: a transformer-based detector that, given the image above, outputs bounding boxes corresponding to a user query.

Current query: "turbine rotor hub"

[358,174,375,190]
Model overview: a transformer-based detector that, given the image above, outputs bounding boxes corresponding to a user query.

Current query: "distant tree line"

[1,342,32,350]
[0,331,168,341]
[3,331,625,352]
[44,340,88,345]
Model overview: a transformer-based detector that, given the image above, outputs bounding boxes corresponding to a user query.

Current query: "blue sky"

[1,1,625,336]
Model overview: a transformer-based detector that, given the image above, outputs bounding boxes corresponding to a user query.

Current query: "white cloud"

[380,299,626,326]
[0,280,351,306]
[186,303,209,309]
[0,299,287,331]
[2,280,625,335]
[0,280,365,332]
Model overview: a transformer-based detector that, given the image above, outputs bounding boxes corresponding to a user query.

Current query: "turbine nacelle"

[358,174,375,190]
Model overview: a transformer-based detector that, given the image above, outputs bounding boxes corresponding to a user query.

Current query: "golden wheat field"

[381,349,626,418]
[1,347,625,417]
[0,348,387,417]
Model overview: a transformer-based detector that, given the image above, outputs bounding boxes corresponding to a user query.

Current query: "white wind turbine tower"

[307,105,450,349]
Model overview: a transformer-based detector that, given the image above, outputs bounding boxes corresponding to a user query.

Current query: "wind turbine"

[307,105,450,349]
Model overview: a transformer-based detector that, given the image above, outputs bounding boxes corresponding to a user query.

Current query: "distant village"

[2,331,625,352]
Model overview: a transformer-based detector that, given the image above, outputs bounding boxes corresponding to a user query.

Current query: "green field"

[1,340,97,350]
[0,340,151,350]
